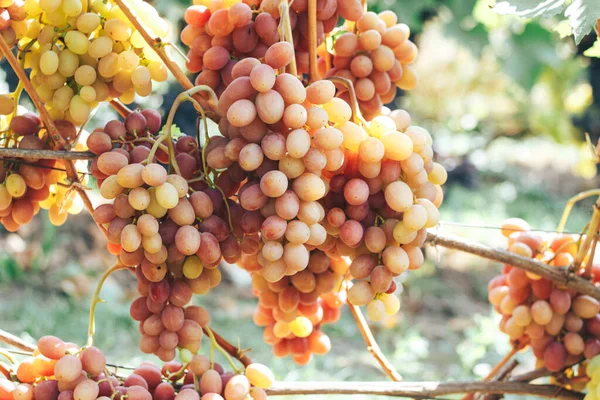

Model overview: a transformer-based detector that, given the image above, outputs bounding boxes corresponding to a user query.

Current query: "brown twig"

[112,0,218,119]
[426,232,600,301]
[307,0,318,83]
[0,35,105,236]
[347,303,403,381]
[0,329,35,353]
[573,199,600,275]
[265,381,584,399]
[202,327,252,367]
[109,100,133,119]
[462,347,519,400]
[0,149,96,160]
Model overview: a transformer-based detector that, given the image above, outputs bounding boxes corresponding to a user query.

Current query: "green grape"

[6,174,27,198]
[0,94,14,115]
[289,316,312,338]
[39,50,59,75]
[61,0,82,16]
[77,13,101,33]
[104,19,132,41]
[64,31,90,55]
[80,86,96,103]
[118,50,139,72]
[88,36,113,58]
[183,256,203,279]
[52,86,75,112]
[58,49,79,77]
[131,66,151,88]
[155,183,179,209]
[69,95,91,124]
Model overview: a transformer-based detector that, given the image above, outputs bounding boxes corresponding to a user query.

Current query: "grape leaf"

[158,124,184,139]
[565,0,600,44]
[493,0,566,19]
[584,38,600,56]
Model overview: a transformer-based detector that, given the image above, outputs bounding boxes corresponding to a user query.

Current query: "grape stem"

[307,0,318,83]
[0,34,106,237]
[425,231,600,300]
[572,198,600,276]
[278,0,298,76]
[204,326,244,374]
[0,329,35,352]
[113,0,219,120]
[347,302,403,381]
[202,327,252,367]
[461,346,519,400]
[0,149,96,160]
[109,100,133,119]
[87,263,128,347]
[557,189,600,232]
[264,381,584,399]
[326,76,369,127]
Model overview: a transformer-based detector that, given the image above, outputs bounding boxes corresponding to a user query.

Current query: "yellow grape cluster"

[586,356,600,400]
[0,110,87,231]
[17,0,169,125]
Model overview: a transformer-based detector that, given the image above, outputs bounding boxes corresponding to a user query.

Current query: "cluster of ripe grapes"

[0,111,87,231]
[0,0,25,49]
[182,0,418,120]
[87,110,242,360]
[489,218,600,372]
[0,335,275,400]
[15,0,168,124]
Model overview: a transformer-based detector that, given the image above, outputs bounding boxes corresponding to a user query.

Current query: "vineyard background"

[2,0,600,397]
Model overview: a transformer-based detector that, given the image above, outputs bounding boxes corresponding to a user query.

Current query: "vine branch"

[264,381,583,399]
[0,329,35,353]
[347,303,403,381]
[426,232,600,301]
[0,149,96,160]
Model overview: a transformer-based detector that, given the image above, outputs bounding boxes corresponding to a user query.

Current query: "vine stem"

[557,189,600,232]
[307,0,318,82]
[0,329,35,352]
[264,381,583,399]
[326,76,368,126]
[278,0,297,76]
[0,35,106,236]
[112,0,218,119]
[572,199,600,274]
[109,100,132,119]
[87,263,128,347]
[347,303,403,381]
[201,327,252,367]
[0,149,95,160]
[205,327,244,374]
[425,232,600,300]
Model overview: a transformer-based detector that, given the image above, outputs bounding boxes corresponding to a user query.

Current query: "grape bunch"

[326,11,419,120]
[0,335,275,400]
[0,0,25,50]
[488,218,600,372]
[0,111,87,231]
[87,110,244,360]
[19,0,168,125]
[180,0,368,92]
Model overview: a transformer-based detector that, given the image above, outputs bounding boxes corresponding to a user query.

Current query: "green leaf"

[584,38,600,56]
[158,124,185,139]
[503,23,558,89]
[565,0,600,44]
[493,0,566,18]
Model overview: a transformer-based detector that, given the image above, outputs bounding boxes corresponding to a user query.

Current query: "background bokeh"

[2,0,600,398]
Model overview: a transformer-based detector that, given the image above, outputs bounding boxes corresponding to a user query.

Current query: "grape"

[37,336,66,360]
[54,355,82,382]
